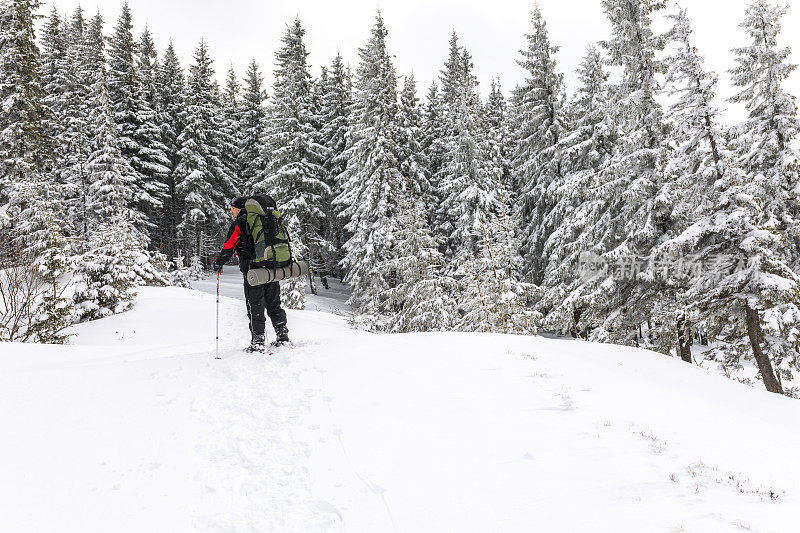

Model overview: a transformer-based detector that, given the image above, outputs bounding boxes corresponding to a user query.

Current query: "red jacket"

[215,211,254,272]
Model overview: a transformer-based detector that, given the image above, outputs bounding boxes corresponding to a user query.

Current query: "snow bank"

[1,285,798,532]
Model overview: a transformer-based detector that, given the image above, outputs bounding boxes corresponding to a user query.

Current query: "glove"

[213,261,223,273]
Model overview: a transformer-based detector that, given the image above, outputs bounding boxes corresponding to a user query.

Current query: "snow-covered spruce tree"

[662,151,800,395]
[38,6,69,181]
[169,255,191,288]
[458,184,540,334]
[319,54,351,191]
[485,78,513,192]
[106,2,168,242]
[0,0,48,220]
[580,0,669,346]
[318,53,352,280]
[435,36,498,274]
[55,7,93,241]
[438,32,463,112]
[255,19,330,287]
[79,12,129,225]
[12,168,74,342]
[72,68,145,319]
[377,74,455,331]
[334,13,404,314]
[397,74,430,201]
[420,82,446,215]
[0,1,78,341]
[33,6,69,200]
[311,65,326,151]
[29,226,73,343]
[666,0,800,394]
[221,65,243,191]
[311,67,330,285]
[729,0,800,270]
[663,7,726,214]
[280,214,308,310]
[10,4,73,331]
[381,186,456,333]
[432,33,466,244]
[83,34,167,285]
[239,60,267,192]
[38,6,62,98]
[156,41,185,259]
[640,7,731,362]
[72,216,140,321]
[26,208,73,343]
[136,26,170,254]
[175,40,238,262]
[511,5,568,285]
[136,27,159,111]
[187,253,204,280]
[536,47,617,339]
[440,83,497,273]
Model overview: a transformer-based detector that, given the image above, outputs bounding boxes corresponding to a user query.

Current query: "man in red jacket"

[213,197,289,353]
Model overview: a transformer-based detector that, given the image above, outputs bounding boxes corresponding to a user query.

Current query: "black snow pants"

[243,275,287,337]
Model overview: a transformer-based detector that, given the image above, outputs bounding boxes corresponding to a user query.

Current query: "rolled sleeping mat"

[246,260,309,286]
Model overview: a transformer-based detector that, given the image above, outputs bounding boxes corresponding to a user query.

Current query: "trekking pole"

[215,270,221,360]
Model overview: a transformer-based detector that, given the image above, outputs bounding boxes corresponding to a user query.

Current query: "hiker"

[213,196,290,352]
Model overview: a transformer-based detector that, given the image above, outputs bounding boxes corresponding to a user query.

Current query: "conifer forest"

[1,0,799,397]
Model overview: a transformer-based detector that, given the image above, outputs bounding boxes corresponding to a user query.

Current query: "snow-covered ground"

[2,282,799,532]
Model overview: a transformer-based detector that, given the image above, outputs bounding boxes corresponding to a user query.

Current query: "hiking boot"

[245,334,266,353]
[272,325,290,347]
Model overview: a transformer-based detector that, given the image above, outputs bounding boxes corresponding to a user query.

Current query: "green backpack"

[244,195,293,268]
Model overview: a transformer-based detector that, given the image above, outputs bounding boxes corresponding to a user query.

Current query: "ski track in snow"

[2,280,800,532]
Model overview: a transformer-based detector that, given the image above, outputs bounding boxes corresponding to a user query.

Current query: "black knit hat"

[230,196,247,209]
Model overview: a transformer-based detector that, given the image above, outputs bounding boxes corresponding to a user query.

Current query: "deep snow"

[1,281,799,532]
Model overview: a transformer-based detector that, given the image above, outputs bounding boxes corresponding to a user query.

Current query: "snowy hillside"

[2,284,799,533]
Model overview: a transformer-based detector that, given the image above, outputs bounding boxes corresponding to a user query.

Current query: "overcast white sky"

[42,0,800,122]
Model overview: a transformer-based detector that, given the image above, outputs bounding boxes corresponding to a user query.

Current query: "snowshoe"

[271,326,290,348]
[245,334,266,353]
[270,339,293,348]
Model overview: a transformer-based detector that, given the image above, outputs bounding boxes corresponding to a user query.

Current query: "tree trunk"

[570,307,582,338]
[307,267,317,295]
[676,314,693,363]
[699,331,708,346]
[745,304,784,394]
[317,250,330,290]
